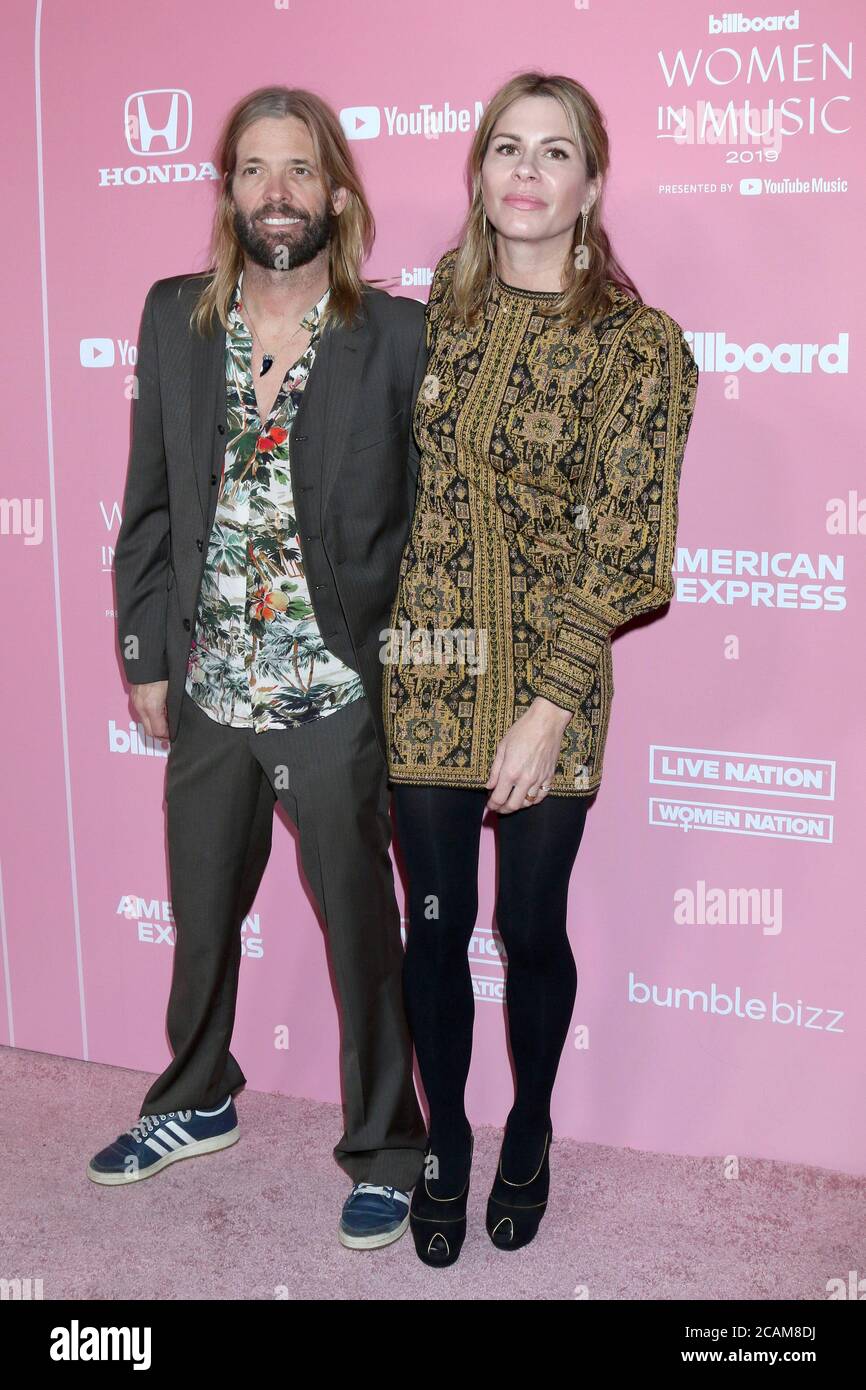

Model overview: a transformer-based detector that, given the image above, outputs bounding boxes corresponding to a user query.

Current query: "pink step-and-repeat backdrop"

[2,0,864,1176]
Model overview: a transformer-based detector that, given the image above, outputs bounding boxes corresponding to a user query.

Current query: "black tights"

[393,784,590,1182]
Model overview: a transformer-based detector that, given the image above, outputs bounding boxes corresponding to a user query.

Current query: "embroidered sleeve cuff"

[528,598,617,712]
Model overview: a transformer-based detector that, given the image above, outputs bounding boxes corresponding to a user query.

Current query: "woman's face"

[481,94,597,250]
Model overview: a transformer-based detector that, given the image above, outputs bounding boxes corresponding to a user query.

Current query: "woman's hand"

[485,697,572,813]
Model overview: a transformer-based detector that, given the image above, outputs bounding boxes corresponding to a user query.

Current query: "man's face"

[229,115,346,270]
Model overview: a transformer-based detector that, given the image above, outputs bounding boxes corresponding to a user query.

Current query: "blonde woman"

[383,72,699,1265]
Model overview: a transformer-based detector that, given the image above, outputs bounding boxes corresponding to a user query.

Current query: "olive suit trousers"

[139,688,427,1190]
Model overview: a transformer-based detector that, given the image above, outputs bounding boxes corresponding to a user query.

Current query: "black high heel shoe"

[409,1133,474,1267]
[486,1123,552,1251]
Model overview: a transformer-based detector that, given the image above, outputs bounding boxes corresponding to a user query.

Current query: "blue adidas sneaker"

[87,1096,239,1185]
[338,1183,411,1249]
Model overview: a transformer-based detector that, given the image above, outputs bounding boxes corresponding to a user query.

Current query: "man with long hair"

[90,87,429,1250]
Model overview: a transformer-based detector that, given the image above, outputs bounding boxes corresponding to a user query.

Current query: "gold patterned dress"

[383,248,699,796]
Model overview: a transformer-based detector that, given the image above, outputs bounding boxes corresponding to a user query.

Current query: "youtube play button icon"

[339,106,381,140]
[80,338,116,368]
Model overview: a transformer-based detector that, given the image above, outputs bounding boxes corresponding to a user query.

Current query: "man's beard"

[233,202,335,270]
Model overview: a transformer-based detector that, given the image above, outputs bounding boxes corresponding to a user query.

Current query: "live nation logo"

[400,912,507,1004]
[469,924,508,1005]
[648,745,836,844]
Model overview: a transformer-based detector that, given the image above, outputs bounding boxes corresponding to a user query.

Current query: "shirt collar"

[231,269,331,337]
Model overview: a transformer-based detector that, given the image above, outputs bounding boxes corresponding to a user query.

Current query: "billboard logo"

[709,10,800,32]
[684,332,848,374]
[124,90,192,155]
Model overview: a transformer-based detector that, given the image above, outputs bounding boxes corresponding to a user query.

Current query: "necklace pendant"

[259,354,274,377]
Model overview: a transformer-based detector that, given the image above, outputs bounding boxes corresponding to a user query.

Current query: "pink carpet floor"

[1,1045,862,1301]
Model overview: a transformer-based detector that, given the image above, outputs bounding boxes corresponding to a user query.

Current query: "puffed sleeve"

[528,304,699,711]
[424,247,459,348]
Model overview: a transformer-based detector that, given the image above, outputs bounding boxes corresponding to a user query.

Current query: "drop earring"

[574,206,590,271]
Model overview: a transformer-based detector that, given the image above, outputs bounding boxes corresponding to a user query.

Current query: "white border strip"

[0,860,13,1045]
[34,0,88,1057]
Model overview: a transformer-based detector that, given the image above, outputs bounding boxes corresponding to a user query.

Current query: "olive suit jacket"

[114,271,428,760]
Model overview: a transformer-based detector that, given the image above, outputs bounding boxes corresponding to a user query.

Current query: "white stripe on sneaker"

[353,1184,410,1206]
[152,1128,183,1150]
[165,1121,195,1143]
[194,1097,232,1117]
[144,1137,171,1156]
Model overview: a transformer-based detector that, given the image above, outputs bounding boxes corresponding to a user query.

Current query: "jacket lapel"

[315,311,370,518]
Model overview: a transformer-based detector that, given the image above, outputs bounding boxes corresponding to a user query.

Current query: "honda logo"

[124,89,192,156]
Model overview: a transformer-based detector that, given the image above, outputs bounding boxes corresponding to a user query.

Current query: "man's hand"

[131,680,169,740]
[485,697,572,814]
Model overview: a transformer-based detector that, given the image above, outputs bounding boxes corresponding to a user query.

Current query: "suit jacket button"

[196,539,202,551]
[211,474,217,484]
[183,619,191,631]
[217,424,225,435]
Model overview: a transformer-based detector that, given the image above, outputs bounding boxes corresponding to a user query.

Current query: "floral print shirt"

[185,272,363,731]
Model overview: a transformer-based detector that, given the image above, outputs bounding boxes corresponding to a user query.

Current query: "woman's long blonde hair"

[187,86,375,336]
[449,71,641,329]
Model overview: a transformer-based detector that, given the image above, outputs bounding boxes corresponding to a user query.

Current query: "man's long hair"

[188,86,375,336]
[448,71,641,329]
